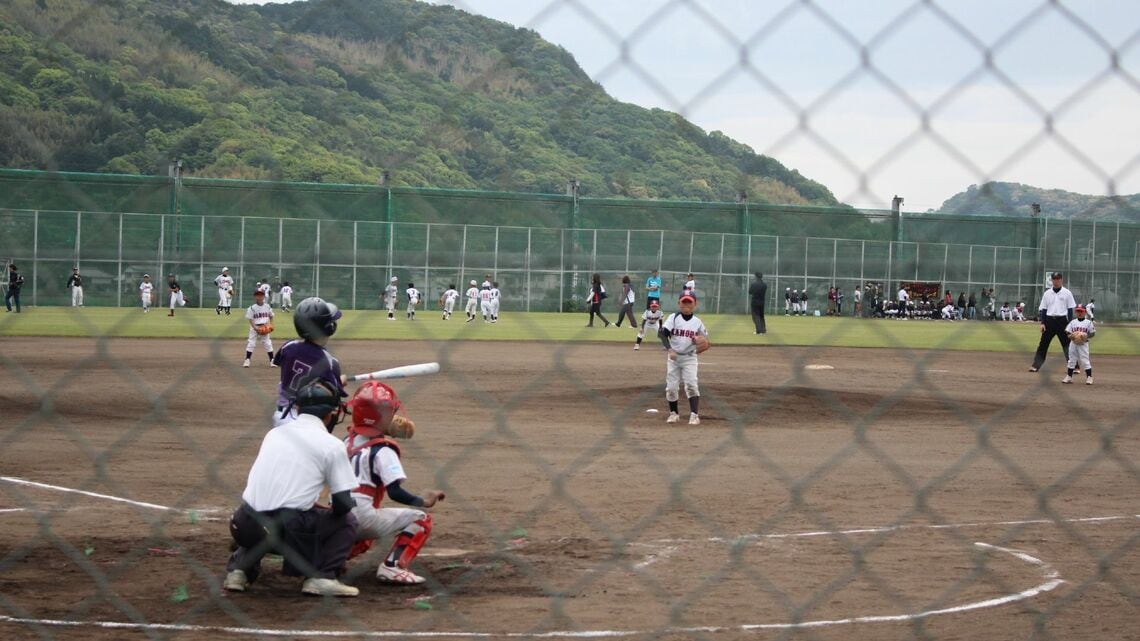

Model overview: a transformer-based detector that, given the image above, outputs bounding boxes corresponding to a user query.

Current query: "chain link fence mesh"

[2,1,1139,639]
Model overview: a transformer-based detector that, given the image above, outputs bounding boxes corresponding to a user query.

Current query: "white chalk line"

[0,476,1120,638]
[0,542,1063,638]
[0,476,222,518]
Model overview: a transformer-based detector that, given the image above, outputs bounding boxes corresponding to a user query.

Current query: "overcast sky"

[227,0,1139,211]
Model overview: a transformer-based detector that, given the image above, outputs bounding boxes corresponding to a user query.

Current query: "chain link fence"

[2,1,1139,639]
[3,203,1139,319]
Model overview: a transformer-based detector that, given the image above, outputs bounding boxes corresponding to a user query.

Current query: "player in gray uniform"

[464,280,479,322]
[405,283,420,320]
[243,289,275,368]
[440,284,459,320]
[1062,305,1096,385]
[660,292,711,425]
[138,274,154,313]
[489,281,501,323]
[634,300,663,351]
[383,276,399,320]
[214,267,234,315]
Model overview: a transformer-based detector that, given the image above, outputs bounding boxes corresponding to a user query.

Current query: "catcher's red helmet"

[348,381,402,437]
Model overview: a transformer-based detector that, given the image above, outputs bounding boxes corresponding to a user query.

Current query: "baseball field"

[1,308,1138,640]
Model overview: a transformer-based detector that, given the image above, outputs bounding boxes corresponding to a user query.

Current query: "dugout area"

[1,337,1137,640]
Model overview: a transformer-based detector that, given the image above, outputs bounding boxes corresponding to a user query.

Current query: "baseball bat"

[350,362,440,382]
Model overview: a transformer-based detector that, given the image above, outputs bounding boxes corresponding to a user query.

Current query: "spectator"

[826,287,837,315]
[836,287,844,315]
[748,272,767,334]
[644,269,662,309]
[614,275,637,328]
[957,292,967,319]
[967,291,977,320]
[852,285,862,317]
[5,263,24,313]
[585,273,610,328]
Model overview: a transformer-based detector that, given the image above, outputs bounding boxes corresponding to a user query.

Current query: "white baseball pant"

[665,353,700,401]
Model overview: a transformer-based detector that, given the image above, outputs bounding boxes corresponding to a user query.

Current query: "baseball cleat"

[1061,375,1072,384]
[301,577,359,597]
[242,359,251,368]
[223,570,249,592]
[633,344,640,351]
[666,412,680,424]
[688,414,700,425]
[376,564,426,585]
[1085,377,1093,385]
[1027,366,1039,372]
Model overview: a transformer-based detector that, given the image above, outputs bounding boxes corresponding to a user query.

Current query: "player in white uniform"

[1062,305,1096,385]
[343,382,444,585]
[489,281,501,323]
[439,284,458,320]
[1085,299,1095,320]
[383,276,399,320]
[279,282,294,311]
[999,302,1013,321]
[214,267,234,315]
[478,284,494,322]
[634,300,663,351]
[243,289,275,368]
[139,274,154,313]
[464,280,479,322]
[258,280,272,305]
[660,292,710,425]
[405,283,420,320]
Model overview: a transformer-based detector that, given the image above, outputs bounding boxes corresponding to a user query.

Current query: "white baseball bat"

[350,362,440,382]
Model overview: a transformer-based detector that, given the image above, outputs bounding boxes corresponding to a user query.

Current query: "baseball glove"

[693,335,711,354]
[1069,332,1087,344]
[389,414,415,439]
[255,323,274,335]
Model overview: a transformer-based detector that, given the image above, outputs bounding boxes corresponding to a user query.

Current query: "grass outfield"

[2,306,1138,355]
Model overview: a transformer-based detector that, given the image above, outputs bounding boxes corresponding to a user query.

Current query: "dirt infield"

[1,337,1137,640]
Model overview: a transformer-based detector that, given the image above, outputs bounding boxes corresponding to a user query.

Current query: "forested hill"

[0,0,838,205]
[938,182,1140,223]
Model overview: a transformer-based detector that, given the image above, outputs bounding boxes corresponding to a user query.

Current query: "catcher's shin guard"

[387,514,432,568]
[347,538,375,561]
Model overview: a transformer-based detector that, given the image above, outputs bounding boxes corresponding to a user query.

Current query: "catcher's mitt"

[389,415,415,439]
[255,323,274,335]
[1069,332,1087,344]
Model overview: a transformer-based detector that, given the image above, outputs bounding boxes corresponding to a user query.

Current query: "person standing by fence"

[6,263,24,313]
[66,267,84,307]
[749,272,767,334]
[1029,272,1076,373]
[585,273,610,328]
[644,269,662,309]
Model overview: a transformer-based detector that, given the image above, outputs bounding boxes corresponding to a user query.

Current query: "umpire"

[1028,271,1076,372]
[748,272,767,334]
[224,378,360,597]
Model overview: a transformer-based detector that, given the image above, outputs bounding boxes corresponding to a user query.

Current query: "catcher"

[1062,305,1096,385]
[344,381,444,584]
[243,288,276,368]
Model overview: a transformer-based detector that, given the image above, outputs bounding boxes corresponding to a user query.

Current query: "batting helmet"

[348,381,402,438]
[294,377,344,424]
[294,297,341,340]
